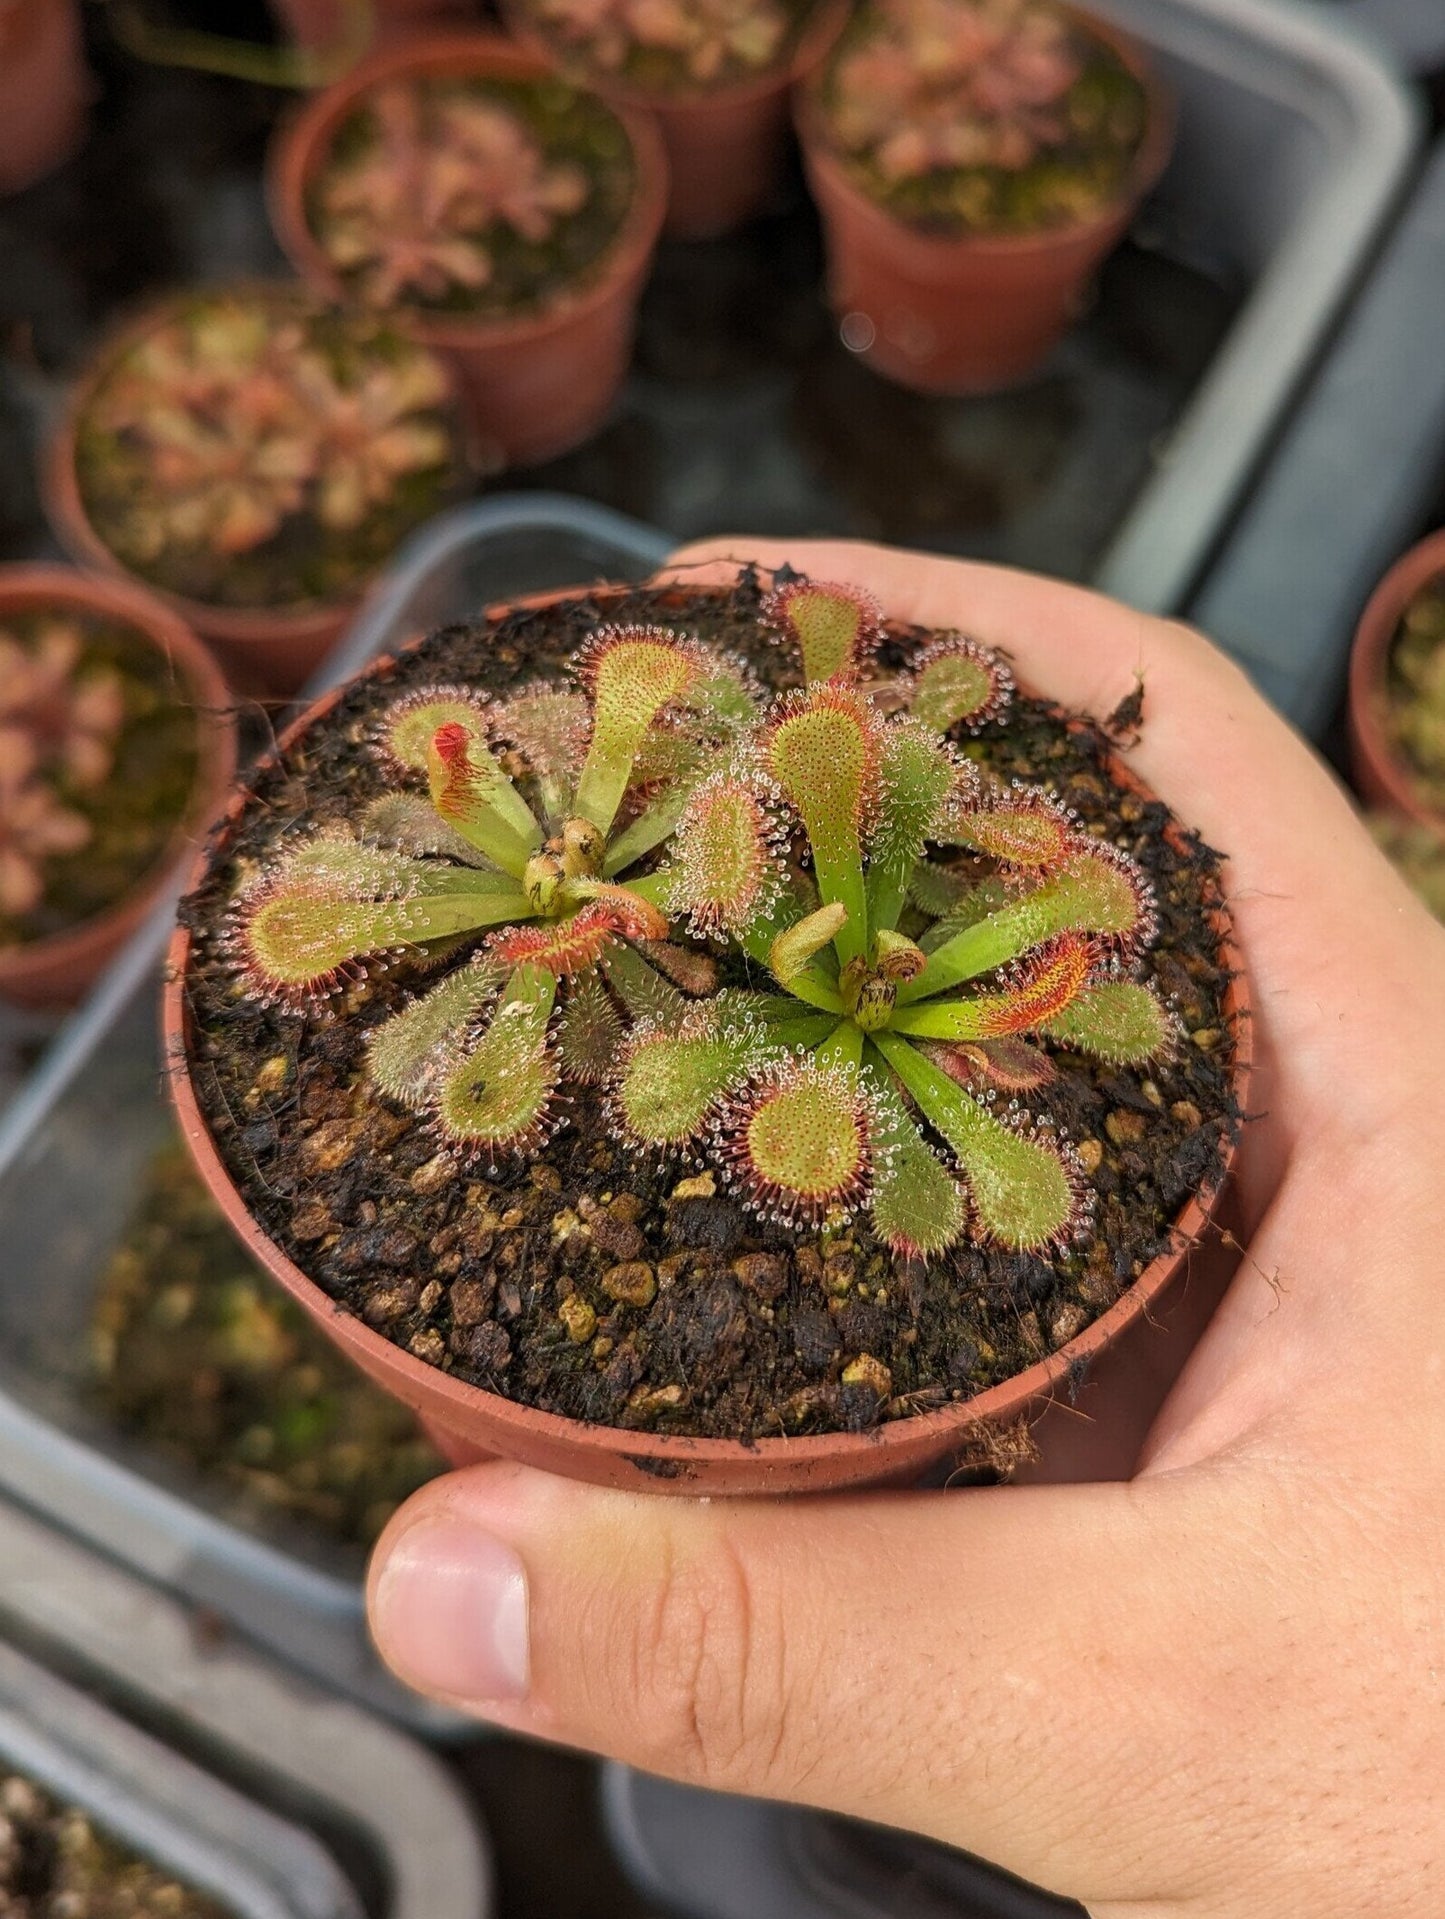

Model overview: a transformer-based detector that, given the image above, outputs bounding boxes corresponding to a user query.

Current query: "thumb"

[367,1460,1242,1908]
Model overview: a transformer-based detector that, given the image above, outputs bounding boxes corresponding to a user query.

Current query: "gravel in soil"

[0,1770,229,1919]
[180,573,1241,1445]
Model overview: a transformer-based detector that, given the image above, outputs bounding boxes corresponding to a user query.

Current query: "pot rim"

[165,577,1252,1481]
[0,564,238,993]
[1347,526,1445,836]
[795,5,1175,264]
[43,278,476,647]
[265,30,671,355]
[500,0,851,117]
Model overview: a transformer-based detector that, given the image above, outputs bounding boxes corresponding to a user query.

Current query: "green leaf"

[1040,980,1173,1064]
[875,1033,1078,1251]
[906,637,1011,733]
[719,1054,872,1227]
[864,1057,969,1258]
[359,795,497,869]
[615,1013,756,1148]
[763,580,880,685]
[434,967,558,1153]
[866,718,955,933]
[367,958,501,1108]
[378,687,491,775]
[770,901,848,985]
[427,725,541,876]
[658,770,786,936]
[900,848,1149,1002]
[557,974,625,1082]
[573,629,703,835]
[892,937,1091,1040]
[767,689,874,966]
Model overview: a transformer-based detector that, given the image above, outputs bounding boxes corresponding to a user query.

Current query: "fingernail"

[372,1517,529,1702]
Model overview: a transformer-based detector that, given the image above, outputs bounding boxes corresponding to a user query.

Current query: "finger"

[661,538,1445,1135]
[366,1455,1397,1917]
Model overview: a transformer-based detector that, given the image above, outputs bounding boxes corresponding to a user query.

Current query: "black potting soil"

[179,573,1241,1444]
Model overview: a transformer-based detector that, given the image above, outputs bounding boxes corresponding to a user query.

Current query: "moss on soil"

[0,1770,230,1919]
[179,572,1241,1445]
[90,1135,443,1554]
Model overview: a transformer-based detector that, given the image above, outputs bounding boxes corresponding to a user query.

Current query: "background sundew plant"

[232,581,1175,1261]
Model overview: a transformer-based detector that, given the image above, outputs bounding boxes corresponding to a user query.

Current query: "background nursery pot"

[796,8,1174,396]
[502,0,848,240]
[1348,526,1445,833]
[166,576,1249,1496]
[268,33,669,467]
[44,286,471,699]
[0,567,234,1013]
[0,0,88,197]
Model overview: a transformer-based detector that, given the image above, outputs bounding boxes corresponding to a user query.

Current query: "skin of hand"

[366,538,1445,1919]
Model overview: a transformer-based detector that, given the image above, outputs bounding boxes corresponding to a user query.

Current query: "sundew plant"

[232,582,1173,1259]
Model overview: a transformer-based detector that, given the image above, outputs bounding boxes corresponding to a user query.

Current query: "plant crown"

[231,581,1175,1258]
[522,0,795,88]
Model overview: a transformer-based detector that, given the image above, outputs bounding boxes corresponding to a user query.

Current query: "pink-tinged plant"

[231,628,757,1159]
[228,579,1174,1254]
[524,0,792,85]
[0,618,124,789]
[827,0,1085,182]
[316,82,590,307]
[615,581,1174,1255]
[0,730,92,918]
[85,296,454,573]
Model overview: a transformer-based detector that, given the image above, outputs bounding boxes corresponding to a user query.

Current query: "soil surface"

[90,1135,442,1556]
[0,1770,229,1919]
[180,573,1241,1444]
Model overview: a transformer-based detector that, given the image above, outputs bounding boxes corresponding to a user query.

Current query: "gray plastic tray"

[1309,0,1445,76]
[1187,135,1445,739]
[0,496,667,1732]
[0,1638,363,1919]
[0,1496,493,1919]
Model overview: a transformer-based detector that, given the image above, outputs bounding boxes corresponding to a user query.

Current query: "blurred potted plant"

[0,566,234,1012]
[0,0,88,195]
[795,0,1172,393]
[45,286,471,697]
[1350,529,1445,835]
[268,33,668,466]
[501,0,846,238]
[165,568,1248,1495]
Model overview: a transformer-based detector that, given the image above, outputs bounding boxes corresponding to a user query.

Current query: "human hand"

[367,539,1445,1919]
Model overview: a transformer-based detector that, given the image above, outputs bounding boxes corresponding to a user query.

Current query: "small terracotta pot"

[0,0,89,196]
[43,285,470,701]
[166,579,1251,1496]
[0,567,236,1013]
[267,33,669,467]
[271,0,477,60]
[796,11,1174,396]
[1348,528,1445,835]
[502,0,847,240]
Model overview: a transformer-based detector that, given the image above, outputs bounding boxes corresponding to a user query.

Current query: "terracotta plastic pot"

[0,566,236,1013]
[796,11,1174,396]
[271,0,477,60]
[1348,528,1445,835]
[0,0,89,196]
[43,286,471,701]
[502,0,847,240]
[166,579,1251,1495]
[267,33,669,468]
